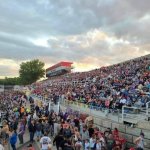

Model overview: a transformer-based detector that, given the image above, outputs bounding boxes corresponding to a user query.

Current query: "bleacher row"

[31,55,150,114]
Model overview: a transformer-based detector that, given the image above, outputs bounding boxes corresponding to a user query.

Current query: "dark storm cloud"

[0,0,150,77]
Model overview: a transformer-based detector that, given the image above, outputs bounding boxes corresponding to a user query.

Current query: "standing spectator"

[88,124,94,138]
[60,138,73,150]
[84,139,90,150]
[28,120,36,142]
[134,133,145,150]
[43,120,50,136]
[53,132,64,150]
[89,134,96,150]
[0,142,4,150]
[20,106,25,119]
[35,120,42,141]
[48,113,54,136]
[95,138,102,150]
[40,132,51,150]
[63,125,72,139]
[54,121,60,137]
[106,134,115,150]
[18,121,25,144]
[82,126,89,149]
[9,129,17,150]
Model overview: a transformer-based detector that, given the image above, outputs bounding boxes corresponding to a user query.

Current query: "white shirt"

[85,142,90,150]
[96,142,102,150]
[99,137,105,146]
[0,144,4,150]
[33,112,38,119]
[40,136,51,149]
[27,114,31,122]
[137,137,144,149]
[120,99,126,104]
[90,138,96,148]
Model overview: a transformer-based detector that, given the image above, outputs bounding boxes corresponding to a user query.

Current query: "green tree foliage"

[19,59,45,85]
[0,77,21,85]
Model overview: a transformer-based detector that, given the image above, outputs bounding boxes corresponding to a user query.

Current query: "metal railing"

[121,104,150,124]
[30,94,60,113]
[29,94,150,124]
[63,100,122,122]
[146,101,150,117]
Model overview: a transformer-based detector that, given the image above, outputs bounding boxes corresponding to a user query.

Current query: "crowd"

[32,55,150,112]
[0,91,28,149]
[0,90,146,150]
[0,55,149,150]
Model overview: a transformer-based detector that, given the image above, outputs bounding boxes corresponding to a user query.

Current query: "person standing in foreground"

[40,132,51,150]
[9,129,17,150]
[53,132,64,150]
[134,133,144,150]
[28,120,36,142]
[18,121,25,144]
[0,142,4,150]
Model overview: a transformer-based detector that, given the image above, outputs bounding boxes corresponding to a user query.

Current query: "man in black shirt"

[28,120,36,142]
[53,132,64,150]
[88,124,94,138]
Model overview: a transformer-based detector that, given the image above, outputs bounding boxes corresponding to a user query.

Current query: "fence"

[122,101,150,124]
[146,101,150,120]
[29,93,150,124]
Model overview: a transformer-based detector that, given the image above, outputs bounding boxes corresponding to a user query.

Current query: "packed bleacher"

[31,55,150,111]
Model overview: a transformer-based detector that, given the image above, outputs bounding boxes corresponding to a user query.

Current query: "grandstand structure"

[46,61,73,78]
[34,54,150,124]
[31,54,150,149]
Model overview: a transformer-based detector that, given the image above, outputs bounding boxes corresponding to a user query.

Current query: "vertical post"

[122,106,124,123]
[118,110,119,123]
[146,102,148,116]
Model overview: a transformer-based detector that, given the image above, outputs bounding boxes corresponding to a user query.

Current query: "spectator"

[28,120,36,142]
[40,132,51,150]
[134,133,145,150]
[35,120,42,141]
[0,142,4,150]
[9,129,17,150]
[18,121,25,144]
[53,132,64,150]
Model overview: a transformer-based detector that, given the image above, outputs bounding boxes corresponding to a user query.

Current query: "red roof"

[46,61,73,71]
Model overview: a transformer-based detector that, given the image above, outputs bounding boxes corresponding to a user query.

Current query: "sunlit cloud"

[0,0,150,78]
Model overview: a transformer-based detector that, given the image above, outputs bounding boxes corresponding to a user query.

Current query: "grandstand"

[31,54,150,149]
[46,61,73,78]
[33,54,150,122]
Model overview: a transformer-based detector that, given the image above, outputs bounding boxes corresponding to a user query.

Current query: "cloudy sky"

[0,0,150,78]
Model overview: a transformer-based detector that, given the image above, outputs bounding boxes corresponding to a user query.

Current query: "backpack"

[64,129,72,138]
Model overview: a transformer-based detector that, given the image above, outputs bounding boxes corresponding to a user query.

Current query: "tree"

[0,77,21,85]
[19,59,45,85]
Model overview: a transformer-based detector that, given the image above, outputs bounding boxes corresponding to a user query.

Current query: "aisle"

[16,129,57,150]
